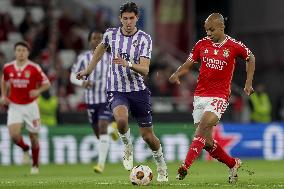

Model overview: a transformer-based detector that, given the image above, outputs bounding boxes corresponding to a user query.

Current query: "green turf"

[0,160,283,189]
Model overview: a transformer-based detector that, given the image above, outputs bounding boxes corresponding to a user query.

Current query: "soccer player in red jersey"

[1,41,50,174]
[169,13,255,183]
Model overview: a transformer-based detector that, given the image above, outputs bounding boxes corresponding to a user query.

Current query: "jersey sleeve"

[140,34,152,59]
[71,55,85,73]
[188,40,202,63]
[2,66,9,81]
[35,65,49,85]
[102,28,112,48]
[235,41,251,61]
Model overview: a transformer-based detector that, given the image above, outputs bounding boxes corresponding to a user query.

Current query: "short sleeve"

[140,34,152,59]
[235,41,251,61]
[3,67,9,81]
[71,55,85,73]
[35,65,49,84]
[188,40,202,62]
[102,28,111,48]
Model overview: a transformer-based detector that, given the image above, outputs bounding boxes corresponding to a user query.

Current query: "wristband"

[127,61,133,68]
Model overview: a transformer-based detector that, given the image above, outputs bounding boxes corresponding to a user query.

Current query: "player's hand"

[113,55,127,67]
[82,81,93,89]
[76,69,90,80]
[29,89,40,98]
[0,96,10,105]
[169,73,181,85]
[244,85,254,96]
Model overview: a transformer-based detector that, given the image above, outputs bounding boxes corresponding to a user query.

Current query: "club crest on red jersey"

[223,49,230,58]
[214,49,219,55]
[25,71,31,78]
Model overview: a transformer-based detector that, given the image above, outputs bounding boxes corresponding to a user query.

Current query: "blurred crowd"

[0,0,198,114]
[1,0,281,123]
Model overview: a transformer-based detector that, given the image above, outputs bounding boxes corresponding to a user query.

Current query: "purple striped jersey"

[102,27,152,92]
[71,51,111,104]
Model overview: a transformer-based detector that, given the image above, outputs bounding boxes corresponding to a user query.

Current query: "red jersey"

[3,60,49,104]
[188,35,251,100]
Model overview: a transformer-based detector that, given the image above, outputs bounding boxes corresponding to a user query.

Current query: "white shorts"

[192,96,229,124]
[7,101,41,133]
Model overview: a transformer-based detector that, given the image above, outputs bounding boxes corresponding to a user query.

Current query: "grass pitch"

[0,160,283,189]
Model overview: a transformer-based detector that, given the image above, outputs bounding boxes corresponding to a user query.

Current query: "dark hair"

[87,28,104,41]
[14,41,30,51]
[119,2,138,16]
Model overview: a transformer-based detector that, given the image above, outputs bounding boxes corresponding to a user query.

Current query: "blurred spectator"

[19,10,36,36]
[0,13,16,41]
[150,65,176,96]
[231,93,244,122]
[57,85,71,113]
[38,89,58,127]
[174,74,195,112]
[276,95,284,121]
[0,51,6,74]
[12,0,49,7]
[0,51,6,112]
[249,83,272,123]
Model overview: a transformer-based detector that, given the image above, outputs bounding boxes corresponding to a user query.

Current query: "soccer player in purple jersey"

[77,2,168,182]
[70,29,119,173]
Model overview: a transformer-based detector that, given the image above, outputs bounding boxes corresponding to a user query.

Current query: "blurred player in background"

[169,13,255,183]
[76,2,168,182]
[1,41,50,174]
[70,29,119,173]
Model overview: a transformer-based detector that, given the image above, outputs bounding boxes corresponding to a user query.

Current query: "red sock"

[32,145,40,167]
[206,140,236,168]
[184,135,206,168]
[14,138,29,151]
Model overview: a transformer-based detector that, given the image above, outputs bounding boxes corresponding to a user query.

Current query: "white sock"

[107,123,114,135]
[152,145,167,168]
[118,128,132,146]
[98,134,110,167]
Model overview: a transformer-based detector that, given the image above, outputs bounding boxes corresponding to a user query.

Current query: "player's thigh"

[107,91,129,112]
[204,97,228,121]
[8,123,23,137]
[199,111,219,128]
[23,101,41,133]
[129,89,152,127]
[107,92,130,121]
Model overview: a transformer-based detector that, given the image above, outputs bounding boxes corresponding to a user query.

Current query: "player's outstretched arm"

[244,53,255,96]
[76,43,106,80]
[169,59,195,85]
